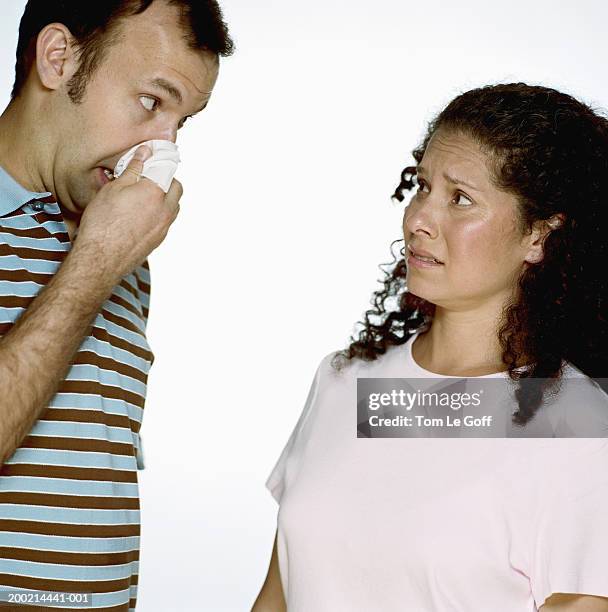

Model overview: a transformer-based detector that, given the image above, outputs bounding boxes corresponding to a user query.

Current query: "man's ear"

[524,212,566,264]
[35,23,79,92]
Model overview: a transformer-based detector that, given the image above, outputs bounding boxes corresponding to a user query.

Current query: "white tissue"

[113,139,180,193]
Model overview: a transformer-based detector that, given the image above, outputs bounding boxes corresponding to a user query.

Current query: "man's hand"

[75,144,182,286]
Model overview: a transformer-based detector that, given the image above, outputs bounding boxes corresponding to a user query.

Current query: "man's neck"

[0,97,53,196]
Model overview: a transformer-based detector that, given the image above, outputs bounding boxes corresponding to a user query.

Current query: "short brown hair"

[12,0,234,102]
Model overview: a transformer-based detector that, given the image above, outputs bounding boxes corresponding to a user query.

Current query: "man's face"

[50,0,219,214]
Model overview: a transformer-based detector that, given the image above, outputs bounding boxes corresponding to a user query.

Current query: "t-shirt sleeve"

[265,356,325,504]
[530,440,608,607]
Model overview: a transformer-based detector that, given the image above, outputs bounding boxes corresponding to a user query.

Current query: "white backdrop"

[1,1,608,610]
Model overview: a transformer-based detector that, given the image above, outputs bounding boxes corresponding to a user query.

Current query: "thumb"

[119,145,152,185]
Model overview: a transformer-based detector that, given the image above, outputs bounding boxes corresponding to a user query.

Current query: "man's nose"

[154,123,178,143]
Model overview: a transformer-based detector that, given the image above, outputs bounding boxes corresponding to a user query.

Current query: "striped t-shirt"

[0,165,154,611]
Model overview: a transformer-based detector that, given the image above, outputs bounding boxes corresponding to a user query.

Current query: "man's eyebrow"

[149,77,183,105]
[148,77,210,115]
[416,165,480,191]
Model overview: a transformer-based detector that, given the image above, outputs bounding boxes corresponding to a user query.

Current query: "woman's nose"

[403,199,438,239]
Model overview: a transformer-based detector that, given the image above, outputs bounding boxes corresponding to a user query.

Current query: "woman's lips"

[407,253,444,269]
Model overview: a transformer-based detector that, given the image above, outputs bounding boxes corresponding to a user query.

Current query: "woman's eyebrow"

[416,165,480,191]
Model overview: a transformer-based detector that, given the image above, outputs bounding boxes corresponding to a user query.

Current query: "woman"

[252,83,608,611]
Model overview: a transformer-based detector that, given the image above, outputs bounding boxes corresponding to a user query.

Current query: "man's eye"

[139,95,158,112]
[453,192,473,207]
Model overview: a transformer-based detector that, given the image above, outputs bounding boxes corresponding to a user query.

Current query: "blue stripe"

[78,336,151,375]
[0,233,69,252]
[102,300,145,334]
[29,421,134,444]
[0,212,63,231]
[0,215,66,232]
[136,266,150,285]
[0,532,139,553]
[47,391,144,415]
[0,256,62,275]
[0,477,138,497]
[112,284,144,313]
[5,449,137,471]
[0,558,139,581]
[0,279,44,296]
[92,313,150,352]
[0,505,140,526]
[0,306,26,322]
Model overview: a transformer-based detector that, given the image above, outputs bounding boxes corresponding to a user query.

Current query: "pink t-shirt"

[266,332,608,611]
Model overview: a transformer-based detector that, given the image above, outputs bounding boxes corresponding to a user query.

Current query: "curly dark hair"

[333,82,608,426]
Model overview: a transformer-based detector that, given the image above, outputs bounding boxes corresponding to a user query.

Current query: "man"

[0,1,232,609]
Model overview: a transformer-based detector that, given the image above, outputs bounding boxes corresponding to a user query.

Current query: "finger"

[172,203,181,222]
[117,145,152,185]
[164,178,183,213]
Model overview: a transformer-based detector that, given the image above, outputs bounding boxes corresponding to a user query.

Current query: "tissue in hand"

[113,139,180,193]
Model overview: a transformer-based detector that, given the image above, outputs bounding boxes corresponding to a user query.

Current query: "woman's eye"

[453,192,473,207]
[415,177,429,193]
[139,95,158,112]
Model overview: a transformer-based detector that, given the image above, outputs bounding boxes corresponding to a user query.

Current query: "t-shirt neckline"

[405,332,509,379]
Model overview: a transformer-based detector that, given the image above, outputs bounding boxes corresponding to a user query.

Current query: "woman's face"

[403,128,538,311]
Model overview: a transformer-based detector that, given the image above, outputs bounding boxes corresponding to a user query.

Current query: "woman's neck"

[412,305,509,377]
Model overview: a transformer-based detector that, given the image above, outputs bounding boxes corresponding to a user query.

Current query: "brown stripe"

[0,295,33,309]
[0,520,139,538]
[33,210,67,226]
[0,572,136,594]
[100,308,144,336]
[72,351,147,384]
[0,241,67,261]
[0,464,137,484]
[55,380,145,411]
[136,280,150,296]
[118,278,139,300]
[0,224,67,241]
[21,436,135,457]
[0,547,139,566]
[0,267,51,284]
[1,209,24,218]
[0,492,139,510]
[39,408,140,432]
[90,326,153,363]
[142,306,149,320]
[108,292,144,320]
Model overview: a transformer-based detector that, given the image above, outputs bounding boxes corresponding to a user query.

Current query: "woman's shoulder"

[550,361,608,436]
[317,344,405,382]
